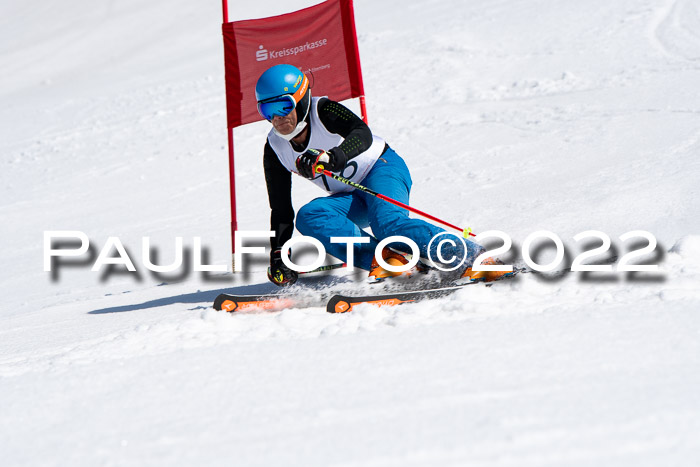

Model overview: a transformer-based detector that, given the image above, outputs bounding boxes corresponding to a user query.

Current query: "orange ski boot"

[461,257,513,282]
[368,248,415,283]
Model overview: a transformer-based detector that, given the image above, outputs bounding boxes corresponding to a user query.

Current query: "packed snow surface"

[2,0,700,465]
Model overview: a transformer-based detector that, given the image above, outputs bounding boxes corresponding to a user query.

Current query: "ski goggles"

[257,94,297,121]
[257,74,309,121]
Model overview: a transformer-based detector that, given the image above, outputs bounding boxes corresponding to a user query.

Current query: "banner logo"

[256,45,269,61]
[256,39,329,62]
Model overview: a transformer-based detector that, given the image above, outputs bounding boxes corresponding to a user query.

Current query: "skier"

[256,64,502,286]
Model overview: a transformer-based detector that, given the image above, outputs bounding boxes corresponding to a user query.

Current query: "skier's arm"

[263,141,294,251]
[317,98,375,165]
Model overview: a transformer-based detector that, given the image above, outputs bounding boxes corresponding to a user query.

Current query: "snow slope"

[2,0,700,465]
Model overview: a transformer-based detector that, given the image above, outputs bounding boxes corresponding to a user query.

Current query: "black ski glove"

[295,147,347,179]
[267,249,298,287]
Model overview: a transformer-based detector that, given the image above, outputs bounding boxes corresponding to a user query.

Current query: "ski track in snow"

[652,0,700,62]
[2,0,700,465]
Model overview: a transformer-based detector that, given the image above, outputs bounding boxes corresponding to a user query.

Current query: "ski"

[326,268,524,313]
[324,255,620,313]
[213,293,300,312]
[212,287,333,312]
[326,283,474,313]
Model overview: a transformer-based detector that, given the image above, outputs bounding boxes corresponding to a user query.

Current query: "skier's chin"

[273,120,295,135]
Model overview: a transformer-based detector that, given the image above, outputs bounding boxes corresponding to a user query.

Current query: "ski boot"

[460,257,514,283]
[368,247,426,283]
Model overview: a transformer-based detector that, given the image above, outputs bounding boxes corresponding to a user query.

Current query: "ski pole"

[298,262,347,275]
[315,166,476,238]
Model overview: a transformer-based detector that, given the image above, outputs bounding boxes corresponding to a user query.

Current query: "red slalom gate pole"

[317,167,476,238]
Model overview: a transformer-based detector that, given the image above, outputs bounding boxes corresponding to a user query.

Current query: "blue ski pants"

[295,147,484,271]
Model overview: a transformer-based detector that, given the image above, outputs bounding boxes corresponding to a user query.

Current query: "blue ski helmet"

[255,64,311,123]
